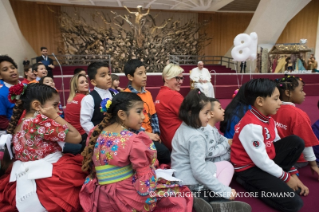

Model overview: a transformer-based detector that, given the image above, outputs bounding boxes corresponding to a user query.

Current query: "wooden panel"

[198,12,253,56]
[277,0,319,51]
[10,0,61,56]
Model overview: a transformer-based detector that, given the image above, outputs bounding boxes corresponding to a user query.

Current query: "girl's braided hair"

[275,74,304,99]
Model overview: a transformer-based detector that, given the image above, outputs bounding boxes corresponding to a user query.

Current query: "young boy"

[231,78,306,212]
[0,55,20,130]
[110,74,123,94]
[80,62,114,134]
[124,59,170,164]
[205,98,231,162]
[29,63,47,83]
[21,65,36,85]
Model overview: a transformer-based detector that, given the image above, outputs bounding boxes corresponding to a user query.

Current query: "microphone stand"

[52,53,65,107]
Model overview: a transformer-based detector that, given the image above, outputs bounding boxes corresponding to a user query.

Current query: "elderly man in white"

[190,61,215,97]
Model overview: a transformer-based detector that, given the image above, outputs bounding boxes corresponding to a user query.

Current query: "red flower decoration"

[8,83,27,103]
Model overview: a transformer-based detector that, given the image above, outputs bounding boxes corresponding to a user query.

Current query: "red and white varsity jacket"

[231,107,292,182]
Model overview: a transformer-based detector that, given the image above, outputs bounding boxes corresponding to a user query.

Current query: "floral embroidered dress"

[80,130,193,212]
[0,114,87,212]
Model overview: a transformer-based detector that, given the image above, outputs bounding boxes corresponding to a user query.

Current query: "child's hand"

[229,189,236,200]
[117,87,124,92]
[228,139,233,146]
[309,161,319,180]
[290,174,309,196]
[145,132,161,142]
[39,106,59,119]
[286,176,299,191]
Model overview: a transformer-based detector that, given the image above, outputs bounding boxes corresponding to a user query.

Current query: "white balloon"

[248,32,258,60]
[231,32,258,61]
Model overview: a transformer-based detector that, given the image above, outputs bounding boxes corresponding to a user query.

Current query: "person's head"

[208,98,224,124]
[124,59,146,88]
[111,74,120,88]
[162,64,184,92]
[276,75,305,104]
[179,89,211,128]
[87,62,111,89]
[220,83,249,134]
[68,73,89,102]
[24,66,36,81]
[311,57,316,61]
[74,68,86,76]
[41,47,48,57]
[81,92,144,173]
[0,55,19,84]
[39,76,55,88]
[32,63,47,78]
[245,78,281,116]
[198,61,204,70]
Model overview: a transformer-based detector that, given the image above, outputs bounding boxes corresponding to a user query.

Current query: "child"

[220,83,251,139]
[123,59,170,164]
[0,83,86,211]
[21,65,36,85]
[171,89,251,212]
[80,62,115,135]
[0,55,20,131]
[29,63,48,83]
[205,98,231,162]
[80,92,193,212]
[273,76,319,175]
[74,67,87,76]
[110,73,123,94]
[312,100,319,165]
[231,78,306,212]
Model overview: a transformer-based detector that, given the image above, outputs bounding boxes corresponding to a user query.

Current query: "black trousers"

[154,141,171,164]
[236,135,304,212]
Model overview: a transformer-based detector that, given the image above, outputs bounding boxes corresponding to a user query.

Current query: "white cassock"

[190,67,215,98]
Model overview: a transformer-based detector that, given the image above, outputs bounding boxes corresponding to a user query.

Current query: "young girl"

[21,65,36,85]
[80,92,193,212]
[110,73,123,94]
[0,83,86,211]
[273,76,319,176]
[171,89,251,212]
[220,83,251,139]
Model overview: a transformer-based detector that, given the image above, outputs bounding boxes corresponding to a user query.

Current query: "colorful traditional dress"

[0,114,87,212]
[80,130,193,212]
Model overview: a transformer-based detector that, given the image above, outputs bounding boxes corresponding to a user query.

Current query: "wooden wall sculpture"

[58,7,212,72]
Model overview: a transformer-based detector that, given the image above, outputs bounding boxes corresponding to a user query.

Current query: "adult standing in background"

[36,47,54,78]
[155,64,184,151]
[190,61,215,97]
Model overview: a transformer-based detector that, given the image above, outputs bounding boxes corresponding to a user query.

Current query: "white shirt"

[80,87,112,134]
[190,67,211,82]
[42,55,47,61]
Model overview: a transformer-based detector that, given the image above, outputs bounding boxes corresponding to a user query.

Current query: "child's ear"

[284,89,290,97]
[117,110,127,121]
[209,110,214,117]
[31,100,41,111]
[90,79,97,87]
[256,96,264,107]
[127,74,134,82]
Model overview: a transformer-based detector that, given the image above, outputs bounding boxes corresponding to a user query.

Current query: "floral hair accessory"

[232,89,239,98]
[198,91,201,94]
[282,78,285,80]
[100,98,112,112]
[8,83,27,103]
[299,78,302,81]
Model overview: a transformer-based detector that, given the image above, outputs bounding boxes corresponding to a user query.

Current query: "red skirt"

[0,154,87,212]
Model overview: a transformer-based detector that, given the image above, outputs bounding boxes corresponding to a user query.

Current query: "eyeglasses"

[175,76,184,82]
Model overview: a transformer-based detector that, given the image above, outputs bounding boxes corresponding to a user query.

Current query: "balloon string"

[234,62,240,88]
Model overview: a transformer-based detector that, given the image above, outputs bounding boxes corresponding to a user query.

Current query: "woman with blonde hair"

[64,73,89,149]
[155,63,184,151]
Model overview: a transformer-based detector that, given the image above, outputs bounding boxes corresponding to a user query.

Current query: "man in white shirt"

[190,61,215,97]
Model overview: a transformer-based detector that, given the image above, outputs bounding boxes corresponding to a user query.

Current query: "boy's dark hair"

[32,63,45,72]
[124,59,144,77]
[40,47,47,51]
[0,55,18,69]
[207,97,220,110]
[74,68,86,75]
[82,92,143,173]
[220,83,249,134]
[179,89,210,129]
[23,65,31,78]
[275,74,304,100]
[87,62,108,80]
[244,78,277,105]
[111,74,119,82]
[39,76,53,85]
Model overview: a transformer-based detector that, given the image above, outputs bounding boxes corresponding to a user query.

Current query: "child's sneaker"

[193,197,213,212]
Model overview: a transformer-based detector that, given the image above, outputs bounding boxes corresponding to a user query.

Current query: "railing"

[169,55,238,69]
[31,54,112,68]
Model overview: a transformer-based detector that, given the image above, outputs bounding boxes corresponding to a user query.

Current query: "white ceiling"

[21,0,242,12]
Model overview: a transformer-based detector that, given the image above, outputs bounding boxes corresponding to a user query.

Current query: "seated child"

[29,63,47,83]
[124,59,170,164]
[273,76,319,176]
[0,83,86,211]
[21,65,36,85]
[231,78,306,212]
[205,98,231,162]
[0,55,20,131]
[110,73,123,94]
[80,62,115,135]
[80,92,193,212]
[171,89,251,212]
